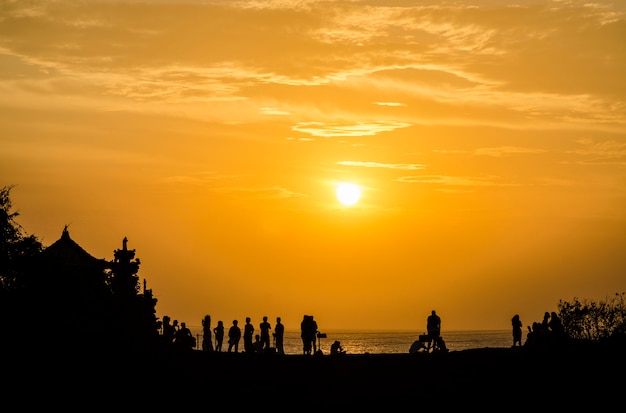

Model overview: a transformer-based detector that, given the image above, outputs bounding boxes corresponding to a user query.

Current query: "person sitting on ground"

[409,339,427,354]
[252,334,264,354]
[174,322,195,351]
[330,340,346,355]
[434,336,448,352]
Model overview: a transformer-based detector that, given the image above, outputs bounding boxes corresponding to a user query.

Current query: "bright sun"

[336,183,361,206]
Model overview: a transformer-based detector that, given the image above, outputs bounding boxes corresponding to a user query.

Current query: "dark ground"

[4,342,624,409]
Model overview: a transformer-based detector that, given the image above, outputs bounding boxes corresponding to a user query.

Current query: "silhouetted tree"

[0,185,43,292]
[0,185,44,352]
[558,292,626,342]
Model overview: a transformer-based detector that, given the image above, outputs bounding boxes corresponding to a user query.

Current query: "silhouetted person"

[409,339,427,354]
[274,317,285,355]
[300,315,312,355]
[259,316,272,351]
[202,315,214,352]
[214,320,225,352]
[252,334,263,353]
[243,317,254,353]
[300,315,318,355]
[330,340,345,355]
[162,315,175,347]
[525,322,540,347]
[541,311,550,331]
[310,316,319,354]
[174,322,195,351]
[228,320,241,353]
[434,336,448,352]
[548,311,566,345]
[427,310,441,351]
[512,314,523,347]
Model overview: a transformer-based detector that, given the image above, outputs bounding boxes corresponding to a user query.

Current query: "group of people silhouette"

[410,310,448,353]
[514,311,567,349]
[161,315,196,351]
[160,313,329,355]
[161,308,568,355]
[165,311,450,356]
[161,314,289,354]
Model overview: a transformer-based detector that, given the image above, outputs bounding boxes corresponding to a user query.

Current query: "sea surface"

[186,328,513,354]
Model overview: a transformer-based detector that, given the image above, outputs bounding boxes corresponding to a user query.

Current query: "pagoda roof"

[41,226,108,268]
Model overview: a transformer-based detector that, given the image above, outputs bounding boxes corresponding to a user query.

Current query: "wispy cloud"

[434,146,547,157]
[566,139,626,165]
[474,146,547,157]
[293,121,411,137]
[259,107,291,115]
[396,175,511,188]
[1,0,623,132]
[373,101,406,107]
[337,161,425,170]
[221,186,308,200]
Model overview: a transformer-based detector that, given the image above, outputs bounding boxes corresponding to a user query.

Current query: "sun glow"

[336,183,361,206]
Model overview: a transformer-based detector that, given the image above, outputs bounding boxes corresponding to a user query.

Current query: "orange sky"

[1,0,625,332]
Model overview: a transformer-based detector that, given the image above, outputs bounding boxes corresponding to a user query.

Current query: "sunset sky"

[2,0,625,332]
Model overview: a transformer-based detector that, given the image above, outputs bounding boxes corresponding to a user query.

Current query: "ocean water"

[187,328,513,354]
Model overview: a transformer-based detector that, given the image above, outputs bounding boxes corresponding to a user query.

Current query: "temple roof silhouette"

[41,226,107,268]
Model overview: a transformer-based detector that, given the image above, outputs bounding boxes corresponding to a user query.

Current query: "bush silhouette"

[558,292,626,342]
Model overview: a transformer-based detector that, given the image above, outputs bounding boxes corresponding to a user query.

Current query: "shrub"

[558,292,626,341]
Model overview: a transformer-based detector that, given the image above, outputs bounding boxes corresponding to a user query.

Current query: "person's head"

[255,334,260,341]
[218,320,223,326]
[181,322,186,328]
[246,317,251,323]
[233,320,238,325]
[263,316,268,322]
[277,317,281,323]
[432,310,436,316]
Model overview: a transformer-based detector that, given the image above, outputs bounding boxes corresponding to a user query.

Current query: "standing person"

[162,315,175,347]
[213,320,225,352]
[426,310,441,351]
[274,317,285,355]
[228,320,241,353]
[243,317,254,354]
[300,315,312,355]
[259,316,272,352]
[310,315,319,354]
[512,314,523,347]
[300,315,318,355]
[548,311,565,345]
[541,311,551,332]
[202,315,214,352]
